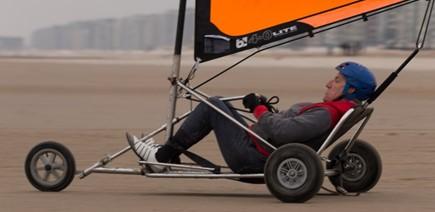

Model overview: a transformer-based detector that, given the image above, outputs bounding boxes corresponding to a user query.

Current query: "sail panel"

[210,0,360,36]
[195,0,418,62]
[301,0,405,27]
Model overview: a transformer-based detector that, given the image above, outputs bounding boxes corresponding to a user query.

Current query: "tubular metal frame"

[78,87,371,179]
[317,108,355,155]
[78,0,434,183]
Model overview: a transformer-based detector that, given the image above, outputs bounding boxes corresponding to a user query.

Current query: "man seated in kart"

[127,61,377,174]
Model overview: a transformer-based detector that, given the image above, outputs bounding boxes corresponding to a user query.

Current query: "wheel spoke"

[43,170,50,181]
[48,152,56,164]
[51,170,61,179]
[294,162,301,171]
[280,166,290,172]
[286,161,293,169]
[279,169,288,175]
[52,163,66,171]
[39,154,50,166]
[36,167,46,171]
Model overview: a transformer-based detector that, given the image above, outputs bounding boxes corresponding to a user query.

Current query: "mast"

[165,0,187,141]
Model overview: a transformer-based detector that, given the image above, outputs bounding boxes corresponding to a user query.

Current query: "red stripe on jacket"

[298,100,356,127]
[248,100,355,157]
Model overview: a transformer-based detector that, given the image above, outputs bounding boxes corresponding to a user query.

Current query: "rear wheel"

[25,141,76,192]
[265,143,324,203]
[327,139,382,193]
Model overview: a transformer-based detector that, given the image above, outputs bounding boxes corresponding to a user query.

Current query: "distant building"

[92,19,116,50]
[0,36,23,50]
[32,26,65,50]
[385,2,435,49]
[31,9,194,51]
[30,3,434,51]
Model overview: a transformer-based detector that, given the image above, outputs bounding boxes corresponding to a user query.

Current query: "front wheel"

[265,143,324,203]
[327,139,382,193]
[25,141,76,192]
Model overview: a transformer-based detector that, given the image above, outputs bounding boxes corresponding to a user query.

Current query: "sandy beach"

[1,53,435,211]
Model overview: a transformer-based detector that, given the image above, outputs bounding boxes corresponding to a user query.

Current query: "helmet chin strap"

[326,86,354,102]
[340,84,358,101]
[333,94,360,104]
[334,85,358,102]
[334,86,349,101]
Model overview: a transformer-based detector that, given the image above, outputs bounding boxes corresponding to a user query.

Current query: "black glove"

[243,93,265,112]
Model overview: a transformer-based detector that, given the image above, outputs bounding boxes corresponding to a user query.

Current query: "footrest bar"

[140,161,217,172]
[92,167,144,175]
[145,173,264,179]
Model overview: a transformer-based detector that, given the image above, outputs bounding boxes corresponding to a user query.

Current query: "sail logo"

[236,30,273,49]
[235,25,297,49]
[272,25,298,37]
[236,37,248,49]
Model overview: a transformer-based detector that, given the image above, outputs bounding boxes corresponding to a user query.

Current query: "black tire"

[327,139,382,193]
[265,143,324,203]
[25,141,76,192]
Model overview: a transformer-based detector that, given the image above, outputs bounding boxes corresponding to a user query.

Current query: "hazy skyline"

[0,0,194,39]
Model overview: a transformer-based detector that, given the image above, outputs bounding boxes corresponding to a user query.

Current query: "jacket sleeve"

[255,107,332,146]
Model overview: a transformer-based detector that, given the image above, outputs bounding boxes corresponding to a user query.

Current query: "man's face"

[323,73,347,102]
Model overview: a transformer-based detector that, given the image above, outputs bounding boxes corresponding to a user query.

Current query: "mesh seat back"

[322,106,374,150]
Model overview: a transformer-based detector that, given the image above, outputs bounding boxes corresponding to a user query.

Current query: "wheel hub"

[277,158,308,189]
[342,153,367,182]
[288,170,297,178]
[30,149,68,186]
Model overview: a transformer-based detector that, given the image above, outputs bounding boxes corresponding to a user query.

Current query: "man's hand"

[243,93,264,112]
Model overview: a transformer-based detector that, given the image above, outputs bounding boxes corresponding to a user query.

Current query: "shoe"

[126,133,166,173]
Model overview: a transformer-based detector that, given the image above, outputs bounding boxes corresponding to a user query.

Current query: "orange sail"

[195,0,419,62]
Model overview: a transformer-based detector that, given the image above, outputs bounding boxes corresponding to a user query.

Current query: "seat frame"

[79,87,374,181]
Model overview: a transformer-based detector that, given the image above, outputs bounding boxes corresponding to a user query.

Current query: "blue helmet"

[336,62,377,101]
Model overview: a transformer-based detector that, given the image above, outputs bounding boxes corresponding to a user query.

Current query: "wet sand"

[0,55,435,211]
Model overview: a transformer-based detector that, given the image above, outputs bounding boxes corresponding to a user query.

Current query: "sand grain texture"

[0,56,434,211]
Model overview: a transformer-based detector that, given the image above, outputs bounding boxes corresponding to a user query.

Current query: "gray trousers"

[168,97,267,173]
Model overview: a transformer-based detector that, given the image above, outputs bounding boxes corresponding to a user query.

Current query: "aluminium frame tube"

[79,111,191,179]
[177,81,277,151]
[166,0,187,142]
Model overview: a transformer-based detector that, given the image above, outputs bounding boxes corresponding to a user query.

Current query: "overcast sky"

[0,0,194,39]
